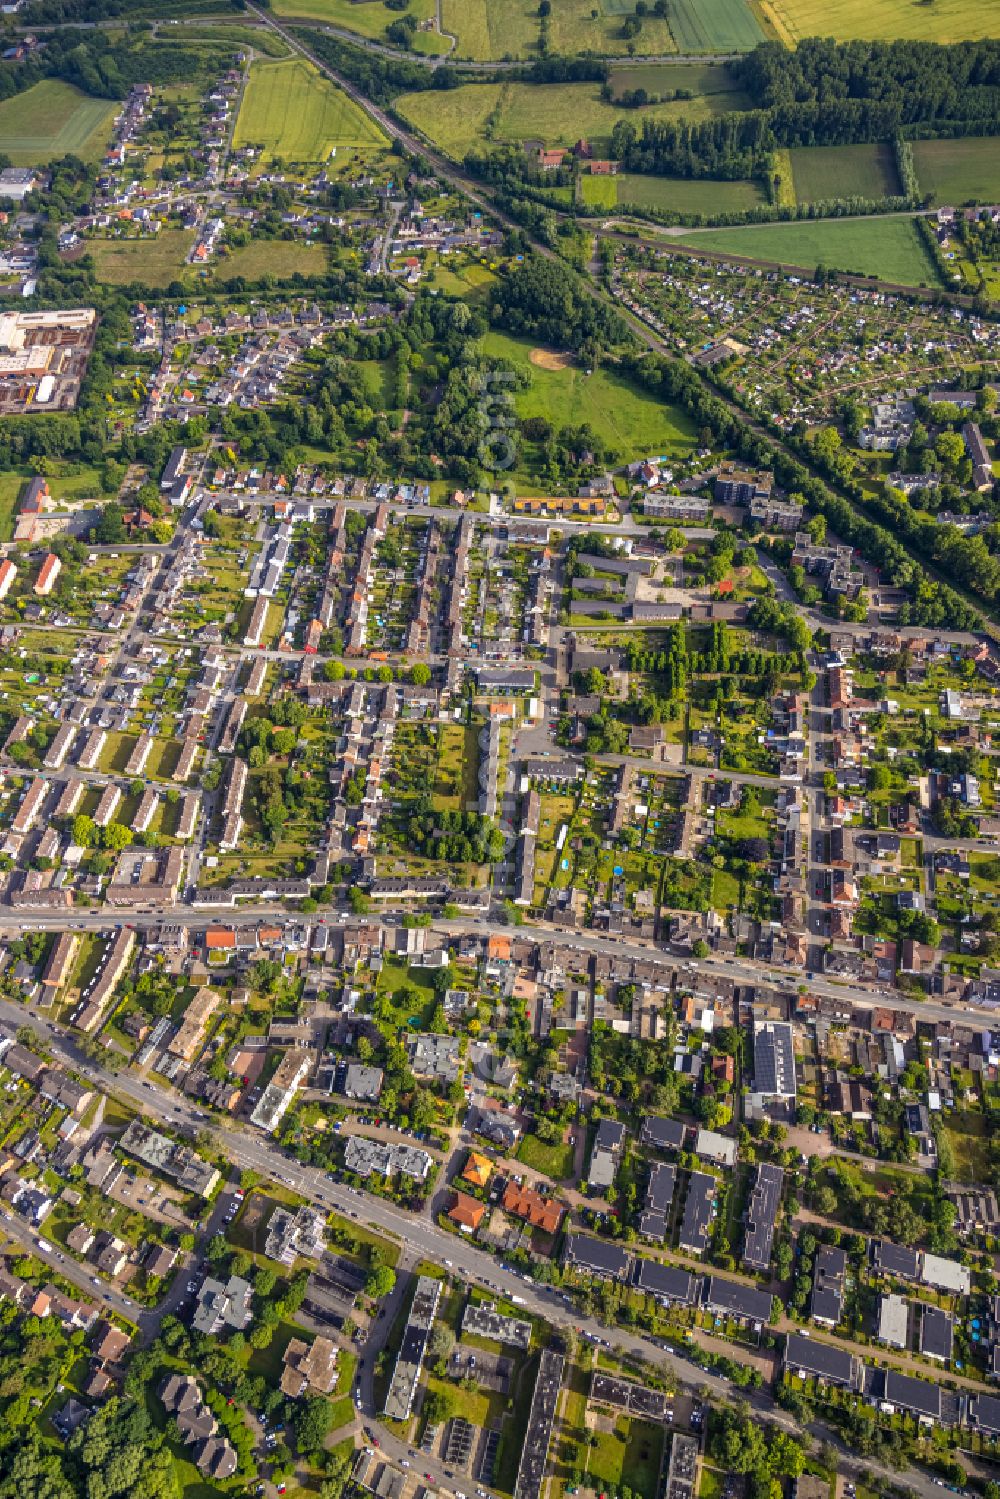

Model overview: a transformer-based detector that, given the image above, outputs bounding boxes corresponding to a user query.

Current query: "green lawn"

[0,79,118,165]
[675,217,941,286]
[479,330,698,464]
[789,142,900,203]
[233,57,387,163]
[588,1417,665,1499]
[761,0,1000,43]
[912,137,1000,206]
[516,1132,574,1181]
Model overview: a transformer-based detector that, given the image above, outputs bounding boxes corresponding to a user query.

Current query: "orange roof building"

[34,551,61,596]
[462,1151,493,1190]
[449,1192,485,1233]
[487,934,512,962]
[502,1182,564,1236]
[205,927,236,950]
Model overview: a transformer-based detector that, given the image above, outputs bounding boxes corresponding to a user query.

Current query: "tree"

[366,1264,396,1300]
[410,662,431,685]
[71,814,96,847]
[294,1397,333,1456]
[348,886,371,915]
[421,1387,454,1425]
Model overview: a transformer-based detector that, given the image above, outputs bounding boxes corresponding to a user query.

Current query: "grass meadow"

[676,216,941,285]
[789,142,901,202]
[271,0,435,29]
[397,76,747,156]
[88,230,194,287]
[479,330,699,464]
[616,172,765,214]
[912,137,1000,205]
[0,80,118,165]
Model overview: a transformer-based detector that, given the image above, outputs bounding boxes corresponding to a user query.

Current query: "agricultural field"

[789,142,901,203]
[615,172,765,214]
[479,330,698,463]
[0,80,118,166]
[912,136,1000,206]
[580,175,619,211]
[666,0,766,51]
[87,230,194,288]
[675,217,941,285]
[760,0,1000,43]
[396,77,746,158]
[232,57,387,164]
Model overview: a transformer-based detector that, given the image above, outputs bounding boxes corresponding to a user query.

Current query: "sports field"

[0,80,118,166]
[232,57,387,163]
[760,0,1000,43]
[675,217,941,286]
[789,143,900,203]
[666,0,765,51]
[396,78,749,157]
[480,330,699,461]
[616,172,765,214]
[912,137,1000,206]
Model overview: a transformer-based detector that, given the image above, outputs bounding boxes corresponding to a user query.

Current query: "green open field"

[0,80,118,166]
[587,1416,665,1499]
[760,0,1000,43]
[396,77,747,157]
[666,0,765,51]
[789,142,901,202]
[581,175,620,211]
[272,0,435,30]
[608,61,743,97]
[233,57,387,163]
[480,330,698,463]
[218,240,327,281]
[675,217,941,285]
[88,230,194,287]
[547,0,675,57]
[615,172,765,214]
[912,137,1000,206]
[941,1112,989,1184]
[173,21,292,57]
[441,0,542,58]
